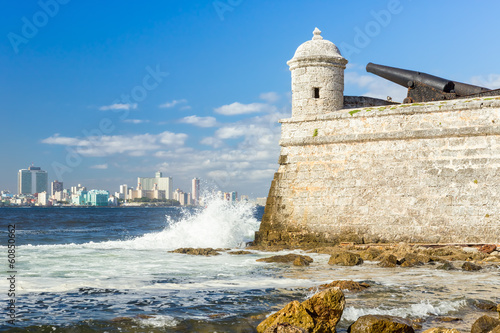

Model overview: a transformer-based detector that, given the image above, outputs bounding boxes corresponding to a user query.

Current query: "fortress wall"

[255,97,500,246]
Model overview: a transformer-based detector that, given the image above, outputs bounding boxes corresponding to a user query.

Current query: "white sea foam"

[21,195,260,251]
[135,315,179,328]
[341,299,467,321]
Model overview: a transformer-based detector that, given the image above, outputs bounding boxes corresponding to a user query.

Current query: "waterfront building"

[37,191,49,206]
[71,184,86,195]
[71,190,109,206]
[137,171,173,199]
[192,178,200,205]
[17,165,48,194]
[51,180,63,197]
[256,197,267,206]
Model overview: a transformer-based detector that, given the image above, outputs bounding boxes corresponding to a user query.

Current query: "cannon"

[366,62,498,103]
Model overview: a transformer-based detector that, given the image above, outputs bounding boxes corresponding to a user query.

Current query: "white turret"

[287,28,347,117]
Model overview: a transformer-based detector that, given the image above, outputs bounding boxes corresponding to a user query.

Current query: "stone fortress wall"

[255,29,500,246]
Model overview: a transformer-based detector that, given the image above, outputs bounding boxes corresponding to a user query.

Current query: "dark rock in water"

[263,323,307,333]
[462,261,482,271]
[400,253,425,267]
[473,299,498,312]
[436,316,462,322]
[257,254,313,264]
[170,248,221,256]
[479,244,497,254]
[471,315,500,333]
[378,254,398,268]
[257,288,345,333]
[293,257,311,266]
[347,315,415,333]
[358,247,384,261]
[111,317,134,323]
[228,250,253,255]
[328,251,363,266]
[422,328,460,333]
[311,280,370,292]
[436,261,456,270]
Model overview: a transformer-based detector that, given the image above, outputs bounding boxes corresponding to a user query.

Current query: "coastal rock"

[328,251,363,266]
[378,254,398,268]
[228,250,253,255]
[436,317,461,322]
[471,315,500,333]
[302,287,345,331]
[347,315,414,333]
[311,280,370,292]
[263,323,307,333]
[436,261,456,270]
[479,244,497,254]
[257,254,314,265]
[473,299,498,312]
[256,301,315,333]
[293,257,311,266]
[399,253,425,267]
[422,328,460,333]
[169,248,221,256]
[358,247,384,261]
[257,288,345,333]
[462,261,482,271]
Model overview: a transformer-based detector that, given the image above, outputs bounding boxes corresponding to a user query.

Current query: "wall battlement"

[256,96,500,246]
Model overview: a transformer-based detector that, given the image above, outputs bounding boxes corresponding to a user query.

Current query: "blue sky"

[2,0,500,198]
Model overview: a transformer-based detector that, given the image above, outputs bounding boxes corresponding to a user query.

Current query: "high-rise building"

[192,178,200,205]
[51,180,63,197]
[138,171,173,199]
[18,165,48,195]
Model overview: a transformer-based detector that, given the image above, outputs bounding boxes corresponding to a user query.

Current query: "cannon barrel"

[366,62,489,96]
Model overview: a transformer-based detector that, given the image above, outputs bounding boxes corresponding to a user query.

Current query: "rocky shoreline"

[168,243,500,333]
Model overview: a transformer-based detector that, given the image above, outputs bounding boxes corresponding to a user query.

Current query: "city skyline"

[2,1,500,197]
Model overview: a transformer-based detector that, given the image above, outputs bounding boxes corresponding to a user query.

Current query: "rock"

[473,299,498,312]
[462,261,482,271]
[111,317,134,323]
[400,253,425,267]
[311,280,370,292]
[169,248,221,256]
[436,261,456,270]
[263,323,307,333]
[347,315,414,333]
[378,254,398,268]
[358,248,384,261]
[293,257,311,266]
[302,288,345,332]
[228,250,253,255]
[257,301,315,333]
[257,288,345,333]
[328,251,363,266]
[479,244,497,254]
[422,328,460,333]
[498,304,500,319]
[257,254,314,265]
[471,315,500,333]
[436,317,461,322]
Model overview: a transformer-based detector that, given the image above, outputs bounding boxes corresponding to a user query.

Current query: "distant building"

[18,165,48,195]
[192,178,200,205]
[71,190,109,206]
[51,180,63,197]
[240,195,249,202]
[256,197,267,206]
[138,171,173,199]
[119,184,128,199]
[71,184,86,195]
[37,191,49,206]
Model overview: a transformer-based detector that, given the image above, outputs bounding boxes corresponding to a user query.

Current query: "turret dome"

[288,28,346,65]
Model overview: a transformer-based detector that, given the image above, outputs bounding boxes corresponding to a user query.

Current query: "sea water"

[0,198,499,332]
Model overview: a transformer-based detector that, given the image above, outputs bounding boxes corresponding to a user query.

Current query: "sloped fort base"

[255,97,500,246]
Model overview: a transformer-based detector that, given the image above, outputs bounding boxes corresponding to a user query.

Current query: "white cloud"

[214,102,277,115]
[159,99,188,108]
[179,115,217,128]
[200,137,224,148]
[345,71,407,102]
[90,163,108,169]
[259,92,280,103]
[470,74,500,89]
[123,119,150,124]
[99,103,138,111]
[42,131,188,157]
